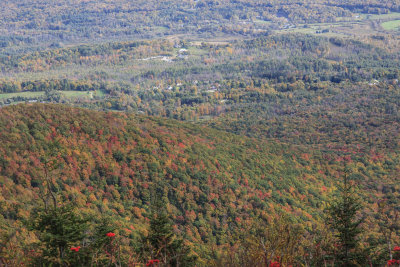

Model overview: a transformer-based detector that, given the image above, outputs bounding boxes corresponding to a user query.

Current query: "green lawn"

[381,20,400,30]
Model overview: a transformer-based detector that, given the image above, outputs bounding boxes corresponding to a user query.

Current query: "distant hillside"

[1,0,399,49]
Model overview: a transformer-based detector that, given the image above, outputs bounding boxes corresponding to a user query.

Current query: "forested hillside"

[0,104,399,266]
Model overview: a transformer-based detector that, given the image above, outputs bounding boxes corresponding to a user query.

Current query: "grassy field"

[276,24,348,38]
[187,46,207,56]
[254,19,272,25]
[61,91,93,98]
[381,20,400,30]
[0,90,106,100]
[0,91,44,99]
[367,12,400,20]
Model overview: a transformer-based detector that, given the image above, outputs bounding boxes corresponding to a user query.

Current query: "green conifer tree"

[29,204,88,266]
[140,201,197,266]
[326,171,364,266]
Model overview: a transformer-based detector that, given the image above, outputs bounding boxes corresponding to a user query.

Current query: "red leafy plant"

[388,259,400,266]
[70,246,81,252]
[146,259,160,266]
[106,232,115,237]
[269,261,280,267]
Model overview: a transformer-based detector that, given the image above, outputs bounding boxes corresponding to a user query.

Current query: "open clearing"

[0,90,105,100]
[0,91,44,99]
[381,20,400,30]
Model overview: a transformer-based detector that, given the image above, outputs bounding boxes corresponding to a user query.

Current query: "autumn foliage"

[0,104,399,266]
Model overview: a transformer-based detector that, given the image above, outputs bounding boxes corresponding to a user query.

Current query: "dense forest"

[1,0,400,266]
[0,104,399,266]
